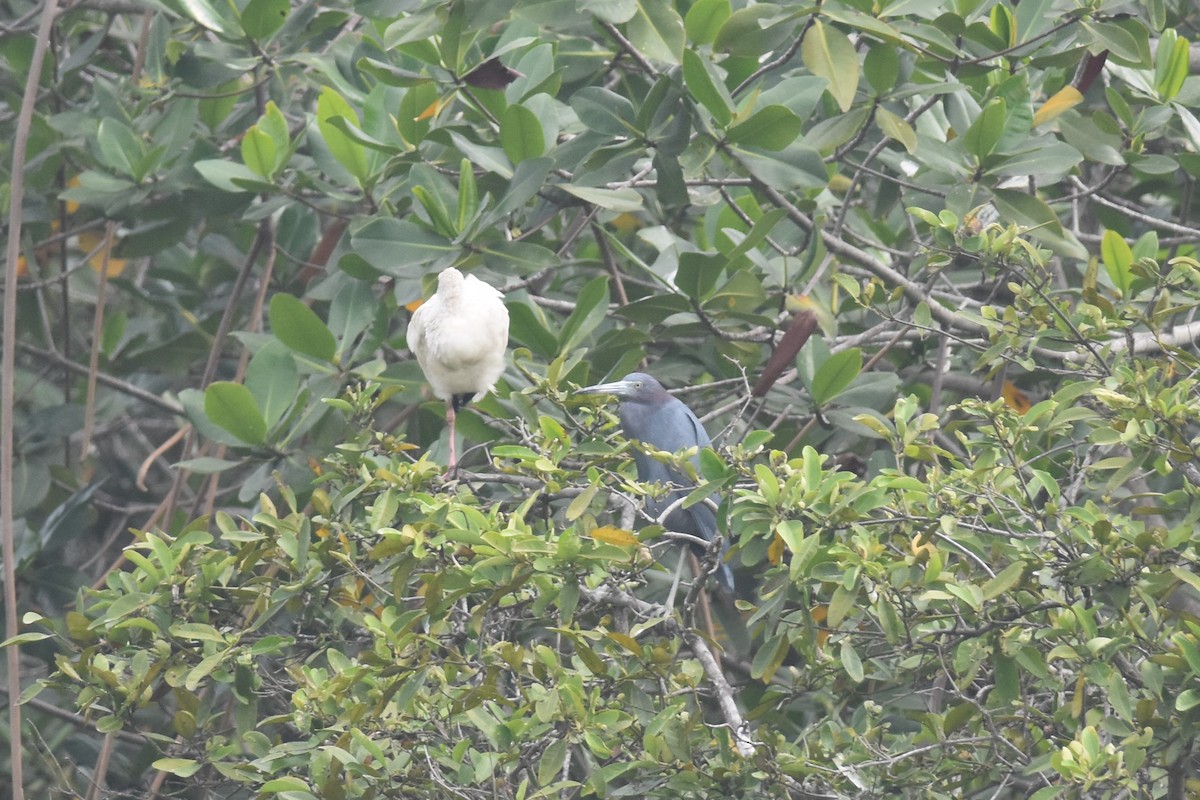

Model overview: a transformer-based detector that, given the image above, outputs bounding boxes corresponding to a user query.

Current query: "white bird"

[407,267,509,471]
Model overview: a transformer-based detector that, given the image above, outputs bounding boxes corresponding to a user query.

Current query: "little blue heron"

[576,372,735,594]
[407,267,509,470]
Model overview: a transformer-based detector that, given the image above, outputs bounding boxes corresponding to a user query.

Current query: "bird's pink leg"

[445,400,458,474]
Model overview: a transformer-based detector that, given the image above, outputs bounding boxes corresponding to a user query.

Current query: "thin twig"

[2,1,62,795]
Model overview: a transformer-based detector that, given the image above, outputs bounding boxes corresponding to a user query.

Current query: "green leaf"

[675,252,724,300]
[581,0,634,23]
[682,48,732,127]
[193,159,262,193]
[840,640,864,683]
[560,185,642,212]
[1155,30,1188,101]
[628,0,685,64]
[827,584,855,629]
[558,276,610,353]
[317,87,369,182]
[982,561,1024,600]
[810,347,862,406]
[570,87,637,136]
[992,654,1019,704]
[177,0,238,35]
[245,344,300,429]
[864,42,900,95]
[962,97,1006,158]
[990,188,1087,260]
[684,0,730,45]
[1100,229,1133,296]
[268,294,337,363]
[714,4,789,58]
[351,218,455,282]
[500,103,546,164]
[259,101,290,153]
[240,0,288,40]
[241,125,277,178]
[0,632,51,647]
[204,382,267,445]
[1177,689,1200,712]
[727,105,802,150]
[800,20,860,112]
[750,631,789,682]
[153,758,203,777]
[876,107,917,154]
[96,118,144,180]
[456,158,478,232]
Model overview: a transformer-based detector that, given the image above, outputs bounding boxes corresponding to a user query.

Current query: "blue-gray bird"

[576,372,735,593]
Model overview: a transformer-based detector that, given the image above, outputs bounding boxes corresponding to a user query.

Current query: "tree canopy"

[5,0,1200,797]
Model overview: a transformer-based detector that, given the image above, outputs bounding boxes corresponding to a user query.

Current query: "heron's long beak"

[575,379,634,398]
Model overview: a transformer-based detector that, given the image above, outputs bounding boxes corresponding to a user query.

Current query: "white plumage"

[407,267,509,470]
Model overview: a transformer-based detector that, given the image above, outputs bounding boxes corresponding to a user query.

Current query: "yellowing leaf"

[800,20,860,113]
[609,212,643,234]
[416,94,452,122]
[605,631,641,654]
[590,525,638,547]
[767,532,785,565]
[1001,380,1032,414]
[64,174,82,215]
[78,229,126,276]
[1032,86,1083,128]
[876,107,917,154]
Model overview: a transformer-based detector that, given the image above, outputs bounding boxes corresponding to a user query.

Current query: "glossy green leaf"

[177,0,238,35]
[682,49,732,127]
[204,382,267,445]
[317,87,369,182]
[245,344,300,429]
[876,107,916,154]
[456,158,478,233]
[268,294,337,363]
[800,20,860,112]
[810,347,862,406]
[714,4,789,57]
[240,0,288,40]
[982,561,1024,601]
[749,631,789,682]
[962,97,1006,159]
[1155,29,1188,101]
[396,83,438,146]
[570,87,637,135]
[500,102,546,164]
[152,758,203,778]
[628,0,685,64]
[351,218,455,279]
[727,104,802,150]
[96,118,144,179]
[675,252,724,300]
[991,188,1088,260]
[1100,229,1133,296]
[684,0,730,45]
[840,640,864,683]
[560,185,642,212]
[558,276,610,353]
[241,126,276,178]
[864,42,900,95]
[508,303,558,358]
[580,0,635,23]
[193,159,266,193]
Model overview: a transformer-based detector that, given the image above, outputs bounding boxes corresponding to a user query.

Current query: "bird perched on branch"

[577,372,735,595]
[407,267,509,471]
